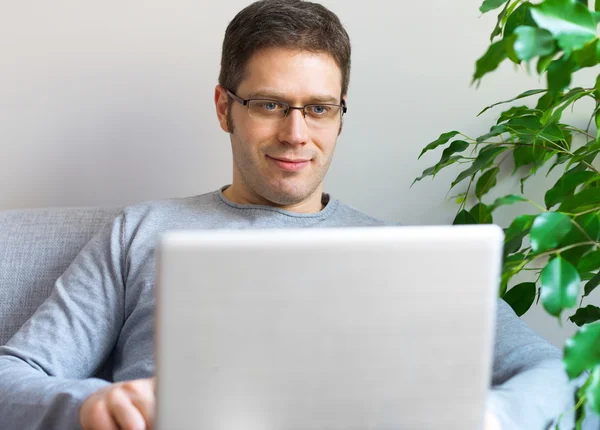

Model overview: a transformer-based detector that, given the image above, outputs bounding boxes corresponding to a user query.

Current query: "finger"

[106,387,147,430]
[83,400,119,430]
[128,385,156,427]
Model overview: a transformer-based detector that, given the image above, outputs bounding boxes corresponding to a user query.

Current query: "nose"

[277,108,309,146]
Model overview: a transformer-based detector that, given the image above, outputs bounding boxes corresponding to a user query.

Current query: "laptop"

[155,225,503,430]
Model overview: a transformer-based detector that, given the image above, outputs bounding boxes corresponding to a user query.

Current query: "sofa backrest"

[0,207,121,345]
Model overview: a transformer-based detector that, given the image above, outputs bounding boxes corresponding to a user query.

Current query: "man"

[0,1,582,429]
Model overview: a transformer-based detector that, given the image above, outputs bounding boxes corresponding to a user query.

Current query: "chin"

[263,184,314,206]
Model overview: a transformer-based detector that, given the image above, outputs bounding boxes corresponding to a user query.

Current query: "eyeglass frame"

[225,89,347,121]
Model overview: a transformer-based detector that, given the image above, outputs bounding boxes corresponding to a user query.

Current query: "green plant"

[414,0,600,426]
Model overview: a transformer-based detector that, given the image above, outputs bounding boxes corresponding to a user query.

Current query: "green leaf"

[497,106,541,124]
[537,122,566,142]
[573,38,600,68]
[547,56,576,92]
[536,91,559,111]
[504,214,536,254]
[542,88,593,125]
[530,0,598,53]
[451,192,467,205]
[504,2,537,38]
[569,305,600,326]
[490,0,513,41]
[471,203,494,224]
[476,125,508,142]
[547,152,572,177]
[478,89,547,116]
[439,140,470,164]
[567,141,600,170]
[453,209,478,225]
[503,282,536,316]
[451,146,508,188]
[513,26,556,61]
[412,156,463,185]
[480,0,510,14]
[419,131,460,158]
[476,167,500,199]
[513,142,549,171]
[580,271,598,281]
[530,212,573,253]
[587,366,600,415]
[515,148,556,179]
[561,213,600,266]
[537,51,558,74]
[541,256,580,318]
[545,171,596,209]
[506,114,543,135]
[585,271,600,297]
[500,255,528,296]
[473,36,516,83]
[578,249,600,273]
[542,214,578,246]
[559,188,600,213]
[564,322,600,379]
[491,194,528,210]
[503,252,527,271]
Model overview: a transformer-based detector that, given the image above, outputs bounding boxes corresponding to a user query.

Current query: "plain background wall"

[2,0,598,347]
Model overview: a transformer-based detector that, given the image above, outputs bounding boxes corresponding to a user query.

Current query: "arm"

[487,299,583,429]
[0,213,127,429]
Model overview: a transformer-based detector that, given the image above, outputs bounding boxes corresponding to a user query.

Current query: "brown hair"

[219,0,351,98]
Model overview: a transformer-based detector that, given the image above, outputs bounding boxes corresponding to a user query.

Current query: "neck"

[222,183,325,214]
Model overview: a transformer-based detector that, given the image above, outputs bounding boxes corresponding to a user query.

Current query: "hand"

[79,377,156,430]
[484,412,501,430]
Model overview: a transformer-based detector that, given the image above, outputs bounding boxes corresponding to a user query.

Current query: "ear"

[214,85,231,133]
[338,95,348,136]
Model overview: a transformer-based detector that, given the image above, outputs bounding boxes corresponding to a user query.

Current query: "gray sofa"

[0,207,120,358]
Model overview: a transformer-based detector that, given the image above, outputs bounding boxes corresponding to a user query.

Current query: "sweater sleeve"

[0,213,127,430]
[487,299,598,429]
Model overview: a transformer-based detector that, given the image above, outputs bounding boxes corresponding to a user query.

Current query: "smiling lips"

[267,155,311,171]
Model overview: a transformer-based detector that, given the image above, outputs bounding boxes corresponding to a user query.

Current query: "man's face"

[218,47,344,207]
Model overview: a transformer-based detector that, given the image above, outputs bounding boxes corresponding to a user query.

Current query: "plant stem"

[570,218,595,243]
[532,241,597,261]
[565,125,596,140]
[457,175,475,214]
[570,207,600,217]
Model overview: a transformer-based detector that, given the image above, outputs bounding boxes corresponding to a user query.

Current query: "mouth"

[267,155,312,172]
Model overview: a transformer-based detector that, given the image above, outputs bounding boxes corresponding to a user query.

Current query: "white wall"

[2,0,597,347]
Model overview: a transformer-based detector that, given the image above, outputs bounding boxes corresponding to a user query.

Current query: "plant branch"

[570,207,600,217]
[571,217,595,243]
[531,241,597,261]
[564,125,596,140]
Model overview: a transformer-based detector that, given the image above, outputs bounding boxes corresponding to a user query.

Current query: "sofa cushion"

[0,207,121,345]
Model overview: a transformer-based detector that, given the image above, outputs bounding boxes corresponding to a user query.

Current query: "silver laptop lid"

[156,225,503,430]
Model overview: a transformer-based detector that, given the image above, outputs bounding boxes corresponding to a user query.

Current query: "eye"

[255,101,285,111]
[307,105,332,116]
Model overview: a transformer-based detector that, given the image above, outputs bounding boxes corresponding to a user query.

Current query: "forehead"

[238,47,343,100]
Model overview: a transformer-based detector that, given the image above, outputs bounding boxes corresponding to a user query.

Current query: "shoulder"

[121,191,217,219]
[102,191,221,248]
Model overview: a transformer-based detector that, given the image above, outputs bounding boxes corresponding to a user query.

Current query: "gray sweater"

[0,188,587,429]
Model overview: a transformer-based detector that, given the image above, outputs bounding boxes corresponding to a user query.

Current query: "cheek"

[239,121,276,149]
[313,131,338,153]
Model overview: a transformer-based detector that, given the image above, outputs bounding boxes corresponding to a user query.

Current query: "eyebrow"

[247,90,340,104]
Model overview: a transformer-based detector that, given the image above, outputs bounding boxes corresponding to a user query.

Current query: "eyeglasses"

[226,89,347,128]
